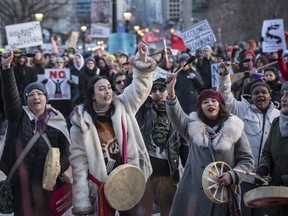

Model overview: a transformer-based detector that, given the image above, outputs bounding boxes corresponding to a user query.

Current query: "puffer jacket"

[0,67,70,216]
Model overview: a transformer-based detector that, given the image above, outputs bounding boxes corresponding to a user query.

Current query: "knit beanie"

[226,46,233,53]
[24,82,49,104]
[250,82,271,95]
[281,81,288,93]
[179,53,190,63]
[197,89,225,108]
[244,50,256,59]
[86,57,96,64]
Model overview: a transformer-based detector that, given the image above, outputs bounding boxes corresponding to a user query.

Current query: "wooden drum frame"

[202,161,231,204]
[42,147,61,191]
[104,164,146,211]
[244,186,288,208]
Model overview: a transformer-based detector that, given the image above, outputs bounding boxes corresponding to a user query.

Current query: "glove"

[41,78,48,85]
[277,49,284,60]
[67,79,74,85]
[187,73,196,79]
[231,47,239,59]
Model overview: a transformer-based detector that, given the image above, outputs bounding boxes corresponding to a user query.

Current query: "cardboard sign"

[5,21,43,49]
[44,69,71,100]
[261,19,287,53]
[153,67,171,81]
[181,20,216,53]
[68,31,79,49]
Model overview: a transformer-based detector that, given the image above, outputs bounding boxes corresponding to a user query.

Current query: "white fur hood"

[187,112,244,151]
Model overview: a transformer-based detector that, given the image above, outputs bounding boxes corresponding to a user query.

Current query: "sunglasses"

[116,80,125,85]
[151,86,166,93]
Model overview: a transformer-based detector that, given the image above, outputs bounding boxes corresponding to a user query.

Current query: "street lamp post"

[35,13,44,22]
[80,25,87,55]
[123,11,132,33]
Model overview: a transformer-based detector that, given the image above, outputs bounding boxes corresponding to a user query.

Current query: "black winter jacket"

[136,97,188,183]
[0,68,70,216]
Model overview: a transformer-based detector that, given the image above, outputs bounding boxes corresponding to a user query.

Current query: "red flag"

[171,33,186,51]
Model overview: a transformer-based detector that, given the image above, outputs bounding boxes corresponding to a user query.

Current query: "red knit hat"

[244,50,256,59]
[197,89,225,108]
[226,46,233,53]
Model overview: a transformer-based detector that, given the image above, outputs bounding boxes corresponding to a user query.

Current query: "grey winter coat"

[166,97,254,216]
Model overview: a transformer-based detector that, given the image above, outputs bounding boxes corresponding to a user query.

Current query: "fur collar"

[187,112,244,151]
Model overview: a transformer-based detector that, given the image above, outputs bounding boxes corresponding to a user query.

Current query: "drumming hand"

[218,172,232,186]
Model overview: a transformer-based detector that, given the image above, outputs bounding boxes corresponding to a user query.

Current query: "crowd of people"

[0,36,288,216]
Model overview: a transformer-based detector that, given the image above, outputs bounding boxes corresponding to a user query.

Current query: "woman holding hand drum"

[165,73,254,216]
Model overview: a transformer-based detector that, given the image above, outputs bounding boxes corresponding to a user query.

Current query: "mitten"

[277,49,284,60]
[231,47,239,60]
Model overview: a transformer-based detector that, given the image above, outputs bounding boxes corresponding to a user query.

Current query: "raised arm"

[217,63,240,115]
[165,73,190,142]
[119,42,157,114]
[1,51,23,121]
[277,49,288,81]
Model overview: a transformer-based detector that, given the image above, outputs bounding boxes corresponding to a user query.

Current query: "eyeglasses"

[151,86,166,93]
[26,92,45,98]
[57,61,63,64]
[116,80,125,85]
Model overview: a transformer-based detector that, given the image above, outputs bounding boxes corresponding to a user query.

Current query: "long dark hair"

[84,76,114,127]
[197,103,230,126]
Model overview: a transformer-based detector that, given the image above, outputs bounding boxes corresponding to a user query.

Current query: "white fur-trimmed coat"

[69,56,156,215]
[166,97,254,216]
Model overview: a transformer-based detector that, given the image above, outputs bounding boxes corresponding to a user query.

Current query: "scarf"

[279,111,288,137]
[35,108,54,133]
[226,186,242,216]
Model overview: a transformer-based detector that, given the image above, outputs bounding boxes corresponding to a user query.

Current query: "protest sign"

[68,31,79,49]
[261,19,286,53]
[153,67,171,81]
[5,21,43,49]
[108,33,136,55]
[181,20,216,53]
[44,69,71,100]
